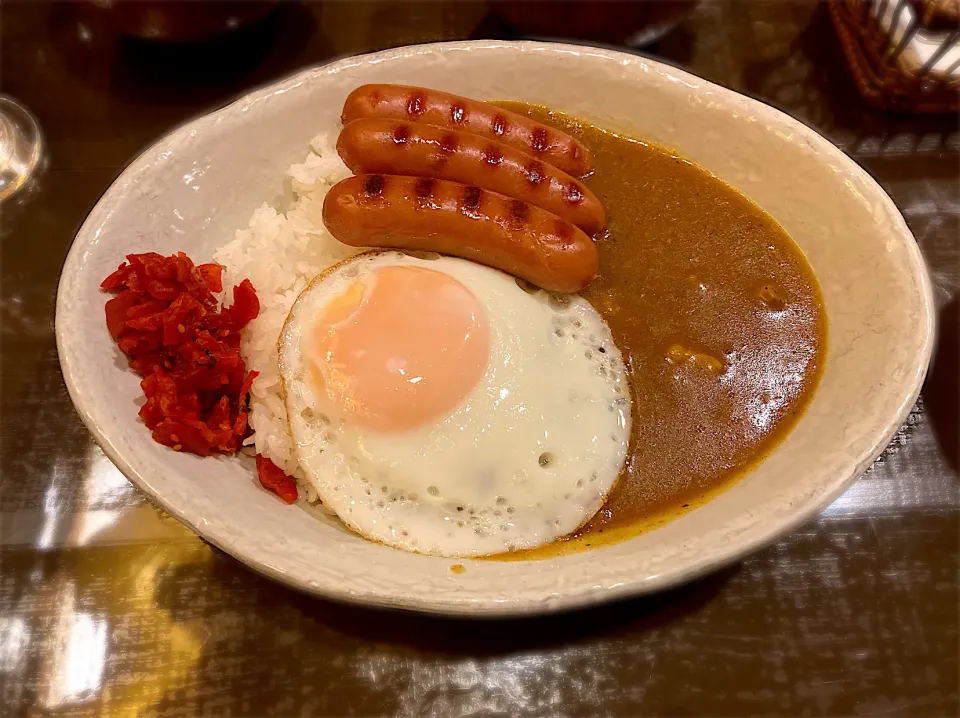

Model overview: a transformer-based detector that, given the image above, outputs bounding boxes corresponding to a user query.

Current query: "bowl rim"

[56,39,936,616]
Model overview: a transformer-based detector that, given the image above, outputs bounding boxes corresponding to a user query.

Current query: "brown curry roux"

[496,103,827,559]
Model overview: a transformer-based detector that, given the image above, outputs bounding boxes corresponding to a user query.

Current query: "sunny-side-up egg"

[278,251,631,557]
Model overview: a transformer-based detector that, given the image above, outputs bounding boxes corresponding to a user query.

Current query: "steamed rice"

[214,133,359,498]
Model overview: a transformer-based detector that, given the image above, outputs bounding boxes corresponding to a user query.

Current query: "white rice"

[214,133,360,498]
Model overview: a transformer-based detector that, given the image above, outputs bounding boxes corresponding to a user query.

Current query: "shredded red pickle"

[101,251,298,502]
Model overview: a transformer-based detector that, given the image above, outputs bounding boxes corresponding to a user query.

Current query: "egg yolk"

[310,265,490,432]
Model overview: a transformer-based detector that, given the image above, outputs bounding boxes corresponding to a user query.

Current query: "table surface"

[2,1,958,716]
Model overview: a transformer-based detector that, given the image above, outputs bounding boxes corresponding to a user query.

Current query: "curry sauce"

[496,104,826,559]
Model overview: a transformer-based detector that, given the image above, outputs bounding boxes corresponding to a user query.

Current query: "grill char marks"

[414,177,435,198]
[364,175,385,196]
[483,145,504,167]
[406,92,425,117]
[462,185,484,212]
[440,133,458,154]
[553,218,576,244]
[426,132,458,171]
[532,128,549,154]
[525,161,545,187]
[413,177,436,209]
[509,199,529,228]
[392,124,410,145]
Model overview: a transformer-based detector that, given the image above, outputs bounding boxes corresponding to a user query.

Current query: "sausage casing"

[337,118,605,234]
[341,84,593,177]
[322,174,598,293]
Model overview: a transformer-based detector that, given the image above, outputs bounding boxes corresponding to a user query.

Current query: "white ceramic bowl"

[56,41,934,616]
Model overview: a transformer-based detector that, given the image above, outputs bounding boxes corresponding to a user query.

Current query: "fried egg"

[279,251,631,557]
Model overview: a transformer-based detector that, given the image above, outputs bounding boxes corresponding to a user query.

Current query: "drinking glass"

[0,95,43,202]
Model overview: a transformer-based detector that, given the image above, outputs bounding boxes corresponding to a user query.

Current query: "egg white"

[279,251,631,557]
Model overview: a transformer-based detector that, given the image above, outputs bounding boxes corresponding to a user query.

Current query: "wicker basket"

[829,0,959,113]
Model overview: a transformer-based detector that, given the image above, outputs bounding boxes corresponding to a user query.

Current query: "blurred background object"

[77,0,280,42]
[0,95,43,203]
[830,0,960,112]
[487,0,697,47]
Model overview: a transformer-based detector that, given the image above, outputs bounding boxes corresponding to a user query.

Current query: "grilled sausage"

[337,118,605,234]
[341,84,593,177]
[322,174,598,293]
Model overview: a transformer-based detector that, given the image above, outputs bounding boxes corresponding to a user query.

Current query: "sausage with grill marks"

[337,118,605,234]
[321,174,598,293]
[340,84,593,178]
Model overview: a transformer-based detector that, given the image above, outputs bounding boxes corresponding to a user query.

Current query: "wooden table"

[2,1,957,715]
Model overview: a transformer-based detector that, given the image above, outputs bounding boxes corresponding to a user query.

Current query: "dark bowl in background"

[487,0,697,46]
[77,0,279,42]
